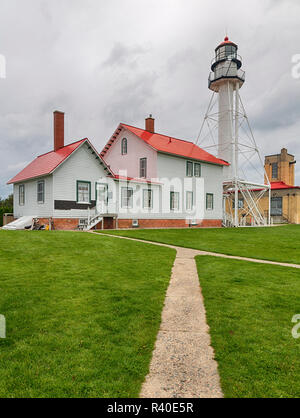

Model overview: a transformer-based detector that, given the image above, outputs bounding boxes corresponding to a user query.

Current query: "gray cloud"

[0,0,300,198]
[102,42,149,69]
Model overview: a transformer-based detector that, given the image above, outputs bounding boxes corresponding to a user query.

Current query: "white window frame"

[19,184,25,206]
[37,180,45,204]
[206,193,214,211]
[140,158,147,178]
[121,138,127,155]
[143,189,153,209]
[121,187,133,209]
[170,191,180,211]
[186,191,193,211]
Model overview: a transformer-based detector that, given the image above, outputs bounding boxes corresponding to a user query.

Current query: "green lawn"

[196,256,300,398]
[0,231,175,398]
[99,225,300,264]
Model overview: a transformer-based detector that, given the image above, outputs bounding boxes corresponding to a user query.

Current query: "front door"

[103,217,114,230]
[96,183,108,214]
[271,197,282,216]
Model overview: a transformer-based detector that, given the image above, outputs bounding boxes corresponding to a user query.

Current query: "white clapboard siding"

[13,175,53,218]
[157,152,223,220]
[52,142,108,218]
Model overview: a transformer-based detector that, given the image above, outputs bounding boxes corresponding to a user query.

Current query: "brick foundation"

[37,217,222,230]
[117,219,222,229]
[38,218,79,230]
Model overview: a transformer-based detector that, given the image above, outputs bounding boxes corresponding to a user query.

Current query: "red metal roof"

[7,139,87,184]
[270,181,300,190]
[216,36,237,49]
[102,123,228,166]
[251,181,300,192]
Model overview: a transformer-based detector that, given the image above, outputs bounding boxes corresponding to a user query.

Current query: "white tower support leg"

[234,82,239,227]
[218,82,234,179]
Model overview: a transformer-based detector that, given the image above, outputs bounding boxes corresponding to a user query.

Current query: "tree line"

[0,194,13,227]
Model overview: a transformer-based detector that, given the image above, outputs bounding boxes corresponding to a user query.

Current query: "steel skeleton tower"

[206,37,270,227]
[209,37,244,179]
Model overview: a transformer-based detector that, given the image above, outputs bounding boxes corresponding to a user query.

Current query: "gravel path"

[92,232,300,398]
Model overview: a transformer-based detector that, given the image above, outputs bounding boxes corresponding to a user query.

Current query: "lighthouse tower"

[197,37,271,227]
[208,36,245,180]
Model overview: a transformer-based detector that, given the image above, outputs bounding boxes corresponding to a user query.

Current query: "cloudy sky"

[0,0,300,197]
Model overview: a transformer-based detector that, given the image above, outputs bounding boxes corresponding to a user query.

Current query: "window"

[143,189,153,209]
[194,163,201,177]
[37,180,45,204]
[232,198,244,209]
[77,181,91,203]
[272,163,278,179]
[140,158,147,178]
[19,184,25,206]
[186,191,193,211]
[225,45,237,59]
[121,187,133,208]
[186,161,193,177]
[216,46,226,61]
[206,193,214,210]
[170,191,179,211]
[271,197,282,216]
[186,161,201,177]
[121,138,127,155]
[216,45,237,61]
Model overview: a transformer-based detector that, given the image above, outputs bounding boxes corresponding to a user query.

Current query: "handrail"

[208,67,245,86]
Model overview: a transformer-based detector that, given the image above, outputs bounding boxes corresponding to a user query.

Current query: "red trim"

[108,174,162,185]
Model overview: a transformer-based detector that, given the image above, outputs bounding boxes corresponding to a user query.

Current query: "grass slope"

[99,225,300,264]
[196,256,300,398]
[0,231,175,398]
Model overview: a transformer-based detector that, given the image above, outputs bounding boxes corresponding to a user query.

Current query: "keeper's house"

[7,111,228,230]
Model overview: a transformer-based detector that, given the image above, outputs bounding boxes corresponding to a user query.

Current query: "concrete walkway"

[94,233,300,270]
[92,232,300,398]
[140,246,223,398]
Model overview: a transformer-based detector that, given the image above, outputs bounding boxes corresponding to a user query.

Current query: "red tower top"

[215,36,238,50]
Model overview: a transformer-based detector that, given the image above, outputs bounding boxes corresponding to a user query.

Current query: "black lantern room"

[211,36,242,72]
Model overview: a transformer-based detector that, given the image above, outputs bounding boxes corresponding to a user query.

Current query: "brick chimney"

[145,114,155,133]
[54,111,64,151]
